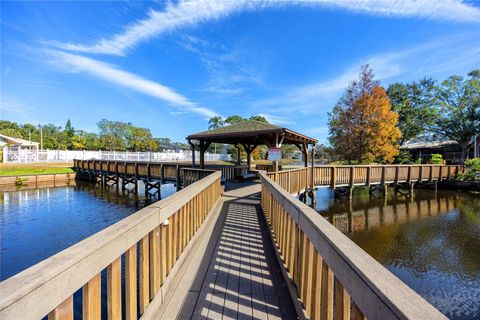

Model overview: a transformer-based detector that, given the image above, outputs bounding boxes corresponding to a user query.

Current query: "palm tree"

[208,116,224,130]
[208,116,224,154]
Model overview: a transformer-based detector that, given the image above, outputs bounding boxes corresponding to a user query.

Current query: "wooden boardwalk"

[178,182,297,319]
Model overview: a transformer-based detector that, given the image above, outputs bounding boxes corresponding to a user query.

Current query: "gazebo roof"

[187,120,317,146]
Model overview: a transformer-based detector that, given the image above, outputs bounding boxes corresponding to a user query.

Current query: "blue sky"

[1,0,479,144]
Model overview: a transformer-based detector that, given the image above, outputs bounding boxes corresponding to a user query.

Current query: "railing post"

[429,165,433,182]
[331,167,336,189]
[394,166,399,186]
[366,166,371,187]
[349,167,355,188]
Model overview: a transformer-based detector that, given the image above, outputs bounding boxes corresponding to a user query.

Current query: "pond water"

[315,187,480,320]
[0,181,176,281]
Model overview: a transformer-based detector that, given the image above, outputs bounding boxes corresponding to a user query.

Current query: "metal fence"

[2,147,231,163]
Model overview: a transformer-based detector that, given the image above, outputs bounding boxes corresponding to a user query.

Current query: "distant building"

[0,133,39,150]
[0,133,40,163]
[400,136,480,164]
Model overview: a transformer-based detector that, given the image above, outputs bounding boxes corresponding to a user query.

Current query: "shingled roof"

[187,120,317,145]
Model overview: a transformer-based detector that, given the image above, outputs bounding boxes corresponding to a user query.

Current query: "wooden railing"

[255,163,283,172]
[266,168,309,194]
[73,159,248,183]
[260,172,447,319]
[0,171,222,320]
[180,167,216,188]
[266,165,463,193]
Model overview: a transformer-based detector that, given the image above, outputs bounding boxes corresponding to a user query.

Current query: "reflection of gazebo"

[186,120,318,171]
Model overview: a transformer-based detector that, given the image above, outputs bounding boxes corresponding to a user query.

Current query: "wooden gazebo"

[186,120,318,170]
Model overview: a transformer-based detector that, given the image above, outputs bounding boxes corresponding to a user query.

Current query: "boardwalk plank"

[181,182,296,319]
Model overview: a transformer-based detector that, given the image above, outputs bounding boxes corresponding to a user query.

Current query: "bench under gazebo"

[186,120,318,173]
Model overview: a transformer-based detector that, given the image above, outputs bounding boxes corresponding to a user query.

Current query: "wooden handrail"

[0,171,222,319]
[73,159,248,183]
[260,172,447,319]
[266,165,463,193]
[180,167,217,188]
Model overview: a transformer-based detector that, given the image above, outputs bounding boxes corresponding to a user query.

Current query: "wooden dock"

[73,159,248,194]
[0,165,454,320]
[173,182,297,319]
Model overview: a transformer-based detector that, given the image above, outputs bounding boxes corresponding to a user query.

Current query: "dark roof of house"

[187,120,318,145]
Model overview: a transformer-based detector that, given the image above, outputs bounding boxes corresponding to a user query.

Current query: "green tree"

[0,128,23,139]
[387,78,438,144]
[249,115,268,123]
[97,119,130,150]
[127,126,158,151]
[432,70,480,161]
[208,116,224,154]
[208,116,224,130]
[224,115,246,125]
[328,65,401,163]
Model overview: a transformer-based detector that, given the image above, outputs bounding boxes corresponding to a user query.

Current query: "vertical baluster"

[83,274,101,320]
[149,227,161,298]
[160,225,167,284]
[352,301,366,320]
[335,278,350,320]
[107,257,122,320]
[168,214,173,270]
[304,240,315,318]
[139,236,150,314]
[48,296,73,320]
[310,252,323,320]
[125,245,137,320]
[321,261,334,320]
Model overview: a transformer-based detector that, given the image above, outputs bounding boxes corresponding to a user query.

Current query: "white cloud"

[52,0,480,56]
[178,34,263,96]
[53,1,254,55]
[258,113,295,125]
[312,0,480,23]
[252,34,480,116]
[48,50,220,119]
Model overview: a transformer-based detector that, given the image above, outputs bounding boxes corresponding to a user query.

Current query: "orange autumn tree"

[328,65,401,163]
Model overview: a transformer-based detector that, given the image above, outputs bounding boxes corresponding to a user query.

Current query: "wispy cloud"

[252,34,480,117]
[178,34,263,96]
[51,0,480,56]
[258,113,294,125]
[48,50,220,119]
[51,1,255,56]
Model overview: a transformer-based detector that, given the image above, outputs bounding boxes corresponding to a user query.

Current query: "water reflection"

[317,188,480,320]
[0,181,175,281]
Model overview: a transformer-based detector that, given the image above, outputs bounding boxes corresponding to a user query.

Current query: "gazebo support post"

[236,145,241,165]
[199,140,211,169]
[310,144,316,207]
[242,144,257,171]
[303,142,308,168]
[188,140,195,167]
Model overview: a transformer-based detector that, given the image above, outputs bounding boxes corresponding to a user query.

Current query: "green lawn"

[0,163,75,176]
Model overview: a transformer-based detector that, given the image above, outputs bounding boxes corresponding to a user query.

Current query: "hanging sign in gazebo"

[267,147,282,161]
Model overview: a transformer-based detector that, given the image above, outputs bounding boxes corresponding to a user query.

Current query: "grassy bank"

[0,163,75,176]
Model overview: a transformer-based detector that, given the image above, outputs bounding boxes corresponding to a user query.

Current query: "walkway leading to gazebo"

[161,182,297,319]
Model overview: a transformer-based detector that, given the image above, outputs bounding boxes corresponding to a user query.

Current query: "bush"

[394,151,413,164]
[430,153,443,164]
[465,158,480,172]
[457,158,480,181]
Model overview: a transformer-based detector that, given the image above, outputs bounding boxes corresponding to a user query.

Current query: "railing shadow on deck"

[179,191,296,319]
[259,171,448,320]
[0,172,222,320]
